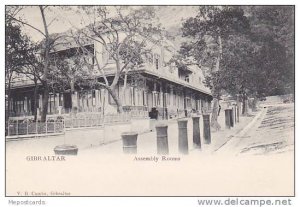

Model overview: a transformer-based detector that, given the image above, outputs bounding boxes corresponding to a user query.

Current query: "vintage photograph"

[5,5,294,196]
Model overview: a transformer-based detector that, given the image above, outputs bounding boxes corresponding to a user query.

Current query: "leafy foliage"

[180,6,294,98]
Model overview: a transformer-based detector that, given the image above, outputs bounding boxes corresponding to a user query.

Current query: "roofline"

[9,70,212,96]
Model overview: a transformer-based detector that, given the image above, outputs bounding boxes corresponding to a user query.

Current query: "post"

[63,117,66,132]
[54,119,56,133]
[62,118,65,133]
[192,116,201,149]
[36,121,38,134]
[121,132,138,154]
[58,106,62,115]
[7,121,10,136]
[234,105,237,123]
[237,104,240,123]
[231,106,235,124]
[16,120,18,136]
[155,124,169,155]
[177,118,189,154]
[26,120,29,135]
[225,109,231,129]
[203,114,211,144]
[46,119,48,134]
[230,109,234,127]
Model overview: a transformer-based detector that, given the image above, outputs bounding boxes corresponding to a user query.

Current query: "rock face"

[154,6,199,48]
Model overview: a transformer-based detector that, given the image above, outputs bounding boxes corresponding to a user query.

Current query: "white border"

[0,1,298,207]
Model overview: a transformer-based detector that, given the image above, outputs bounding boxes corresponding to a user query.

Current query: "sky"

[10,6,198,42]
[13,6,88,42]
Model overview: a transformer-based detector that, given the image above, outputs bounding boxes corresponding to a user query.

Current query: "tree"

[5,6,34,120]
[180,6,250,130]
[69,6,164,113]
[7,6,67,122]
[21,44,45,121]
[215,34,261,114]
[246,6,294,95]
[217,6,295,102]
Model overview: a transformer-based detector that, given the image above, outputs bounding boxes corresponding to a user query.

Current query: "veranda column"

[55,93,59,114]
[39,94,43,111]
[170,86,174,107]
[24,96,28,115]
[87,91,92,110]
[95,90,99,109]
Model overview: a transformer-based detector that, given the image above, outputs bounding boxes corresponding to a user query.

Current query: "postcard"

[5,5,295,198]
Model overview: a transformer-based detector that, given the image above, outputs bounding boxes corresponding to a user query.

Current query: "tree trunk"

[6,78,12,121]
[252,97,258,112]
[108,86,123,113]
[210,97,221,131]
[122,71,128,106]
[183,89,187,117]
[242,93,248,115]
[70,79,75,113]
[33,78,38,122]
[41,83,49,122]
[39,6,50,122]
[6,76,12,136]
[210,33,222,131]
[236,95,241,118]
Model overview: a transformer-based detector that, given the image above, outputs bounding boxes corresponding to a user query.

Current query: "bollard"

[203,114,211,144]
[234,105,237,123]
[192,116,201,149]
[54,145,78,155]
[237,104,240,123]
[121,131,138,154]
[177,119,189,154]
[155,124,169,155]
[230,109,234,127]
[225,109,231,129]
[232,106,235,124]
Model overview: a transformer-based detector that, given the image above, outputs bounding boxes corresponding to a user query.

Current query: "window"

[173,91,176,106]
[196,100,201,111]
[155,59,159,70]
[47,94,55,114]
[153,91,158,107]
[186,97,191,108]
[143,91,148,106]
[154,54,160,70]
[130,87,135,106]
[185,75,190,83]
[92,56,95,66]
[16,100,24,115]
[58,94,62,106]
[92,90,96,106]
[164,93,170,106]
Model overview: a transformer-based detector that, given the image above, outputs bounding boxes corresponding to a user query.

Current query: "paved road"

[6,102,294,196]
[216,103,294,156]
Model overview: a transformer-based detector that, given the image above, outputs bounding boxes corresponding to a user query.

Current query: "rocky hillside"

[153,6,199,48]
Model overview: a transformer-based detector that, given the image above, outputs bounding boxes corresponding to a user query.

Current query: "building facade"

[6,34,212,120]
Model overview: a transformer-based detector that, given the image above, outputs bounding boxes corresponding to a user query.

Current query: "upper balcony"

[9,75,40,89]
[8,38,211,95]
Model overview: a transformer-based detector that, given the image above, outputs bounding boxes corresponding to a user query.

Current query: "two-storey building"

[6,30,212,120]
